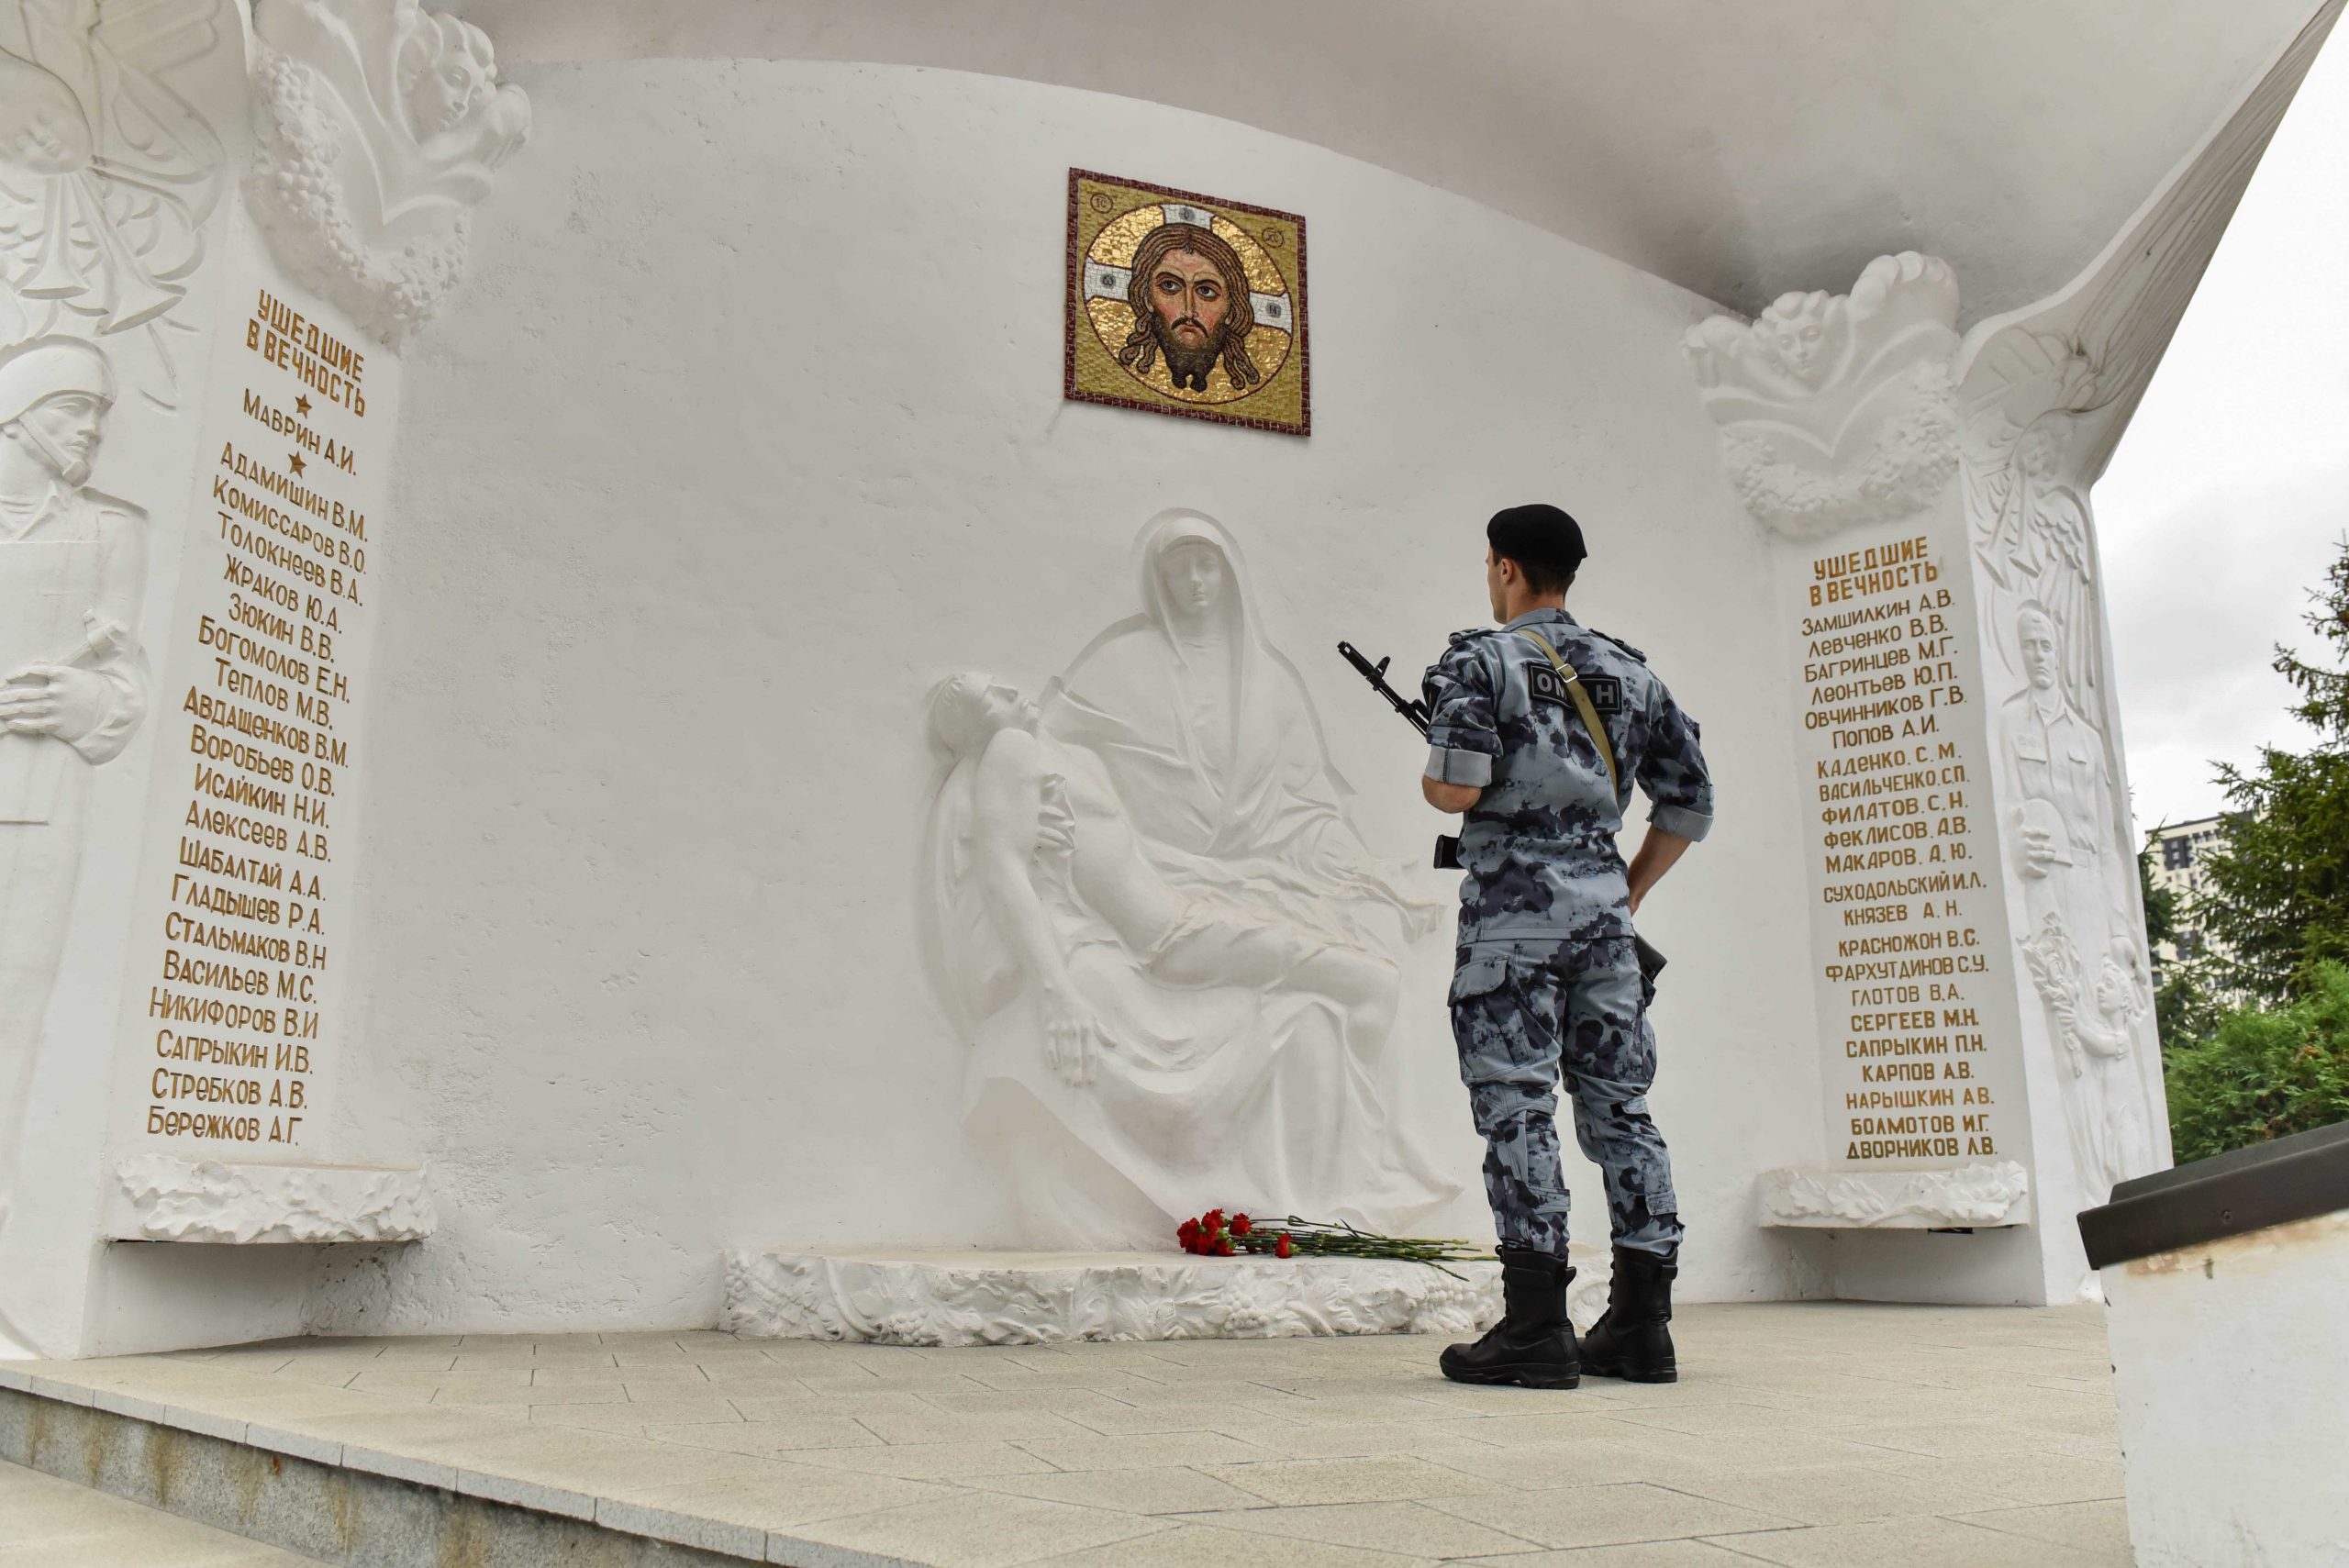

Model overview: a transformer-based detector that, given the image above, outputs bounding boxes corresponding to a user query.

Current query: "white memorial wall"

[0,0,526,1357]
[0,0,2327,1352]
[305,57,1827,1337]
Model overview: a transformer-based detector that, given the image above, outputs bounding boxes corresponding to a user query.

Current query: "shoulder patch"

[1586,628,1647,663]
[1524,662,1626,717]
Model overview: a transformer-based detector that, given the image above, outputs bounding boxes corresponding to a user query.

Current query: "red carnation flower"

[1275,1233,1293,1259]
[1214,1238,1236,1257]
[1230,1214,1252,1237]
[1203,1208,1226,1231]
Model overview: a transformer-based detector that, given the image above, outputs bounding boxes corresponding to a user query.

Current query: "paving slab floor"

[0,1460,324,1565]
[3,1302,2137,1566]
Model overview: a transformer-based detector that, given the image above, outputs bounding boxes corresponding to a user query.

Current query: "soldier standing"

[1421,504,1713,1389]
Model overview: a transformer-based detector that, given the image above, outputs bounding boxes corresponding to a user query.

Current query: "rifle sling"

[1519,628,1619,799]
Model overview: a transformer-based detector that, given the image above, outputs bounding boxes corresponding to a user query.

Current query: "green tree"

[2197,539,2349,1003]
[2164,962,2349,1162]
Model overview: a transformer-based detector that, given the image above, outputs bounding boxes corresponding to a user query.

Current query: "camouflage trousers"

[1448,940,1683,1261]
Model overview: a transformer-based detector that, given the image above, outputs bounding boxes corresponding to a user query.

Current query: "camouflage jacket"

[1423,607,1714,951]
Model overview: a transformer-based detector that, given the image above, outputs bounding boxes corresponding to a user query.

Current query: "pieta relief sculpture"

[922,510,1455,1247]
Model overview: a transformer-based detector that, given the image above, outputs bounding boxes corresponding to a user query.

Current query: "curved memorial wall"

[314,57,1821,1336]
[4,0,2330,1352]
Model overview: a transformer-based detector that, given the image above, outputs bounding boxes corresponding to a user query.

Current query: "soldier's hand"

[2020,823,2060,875]
[1041,988,1100,1088]
[0,664,110,742]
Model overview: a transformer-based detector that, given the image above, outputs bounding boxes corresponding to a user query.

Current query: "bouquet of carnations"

[1176,1208,1484,1274]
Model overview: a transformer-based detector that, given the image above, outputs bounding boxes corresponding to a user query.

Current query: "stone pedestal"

[2082,1122,2349,1568]
[721,1248,1520,1346]
[1758,1161,2029,1229]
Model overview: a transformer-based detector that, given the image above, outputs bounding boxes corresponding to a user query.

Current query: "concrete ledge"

[2079,1119,2349,1268]
[1757,1162,2031,1229]
[0,1384,760,1566]
[720,1247,1506,1346]
[0,1359,907,1566]
[2087,1127,2349,1567]
[108,1156,434,1243]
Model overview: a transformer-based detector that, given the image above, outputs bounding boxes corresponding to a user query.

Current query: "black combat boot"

[1439,1246,1579,1388]
[1578,1245,1677,1384]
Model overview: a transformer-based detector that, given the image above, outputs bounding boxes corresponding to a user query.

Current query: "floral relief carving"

[0,0,228,405]
[244,0,529,346]
[1683,252,1963,539]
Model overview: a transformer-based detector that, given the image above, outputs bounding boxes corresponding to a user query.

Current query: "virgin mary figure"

[1044,510,1432,942]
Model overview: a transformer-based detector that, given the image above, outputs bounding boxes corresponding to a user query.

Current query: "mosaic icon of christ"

[1118,222,1262,394]
[1067,173,1306,431]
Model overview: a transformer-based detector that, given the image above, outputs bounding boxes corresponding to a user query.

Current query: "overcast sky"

[2099,31,2349,840]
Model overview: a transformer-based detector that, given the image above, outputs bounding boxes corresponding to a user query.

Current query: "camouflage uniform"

[1423,608,1714,1260]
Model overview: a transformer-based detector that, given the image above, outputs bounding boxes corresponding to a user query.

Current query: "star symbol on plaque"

[287,451,307,476]
[295,395,312,417]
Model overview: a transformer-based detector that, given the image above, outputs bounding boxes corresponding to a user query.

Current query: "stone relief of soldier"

[920,510,1455,1247]
[2002,601,2155,1204]
[1960,328,2165,1206]
[1680,251,1963,539]
[0,334,147,1236]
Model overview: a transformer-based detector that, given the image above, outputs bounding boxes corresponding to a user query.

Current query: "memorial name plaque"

[1792,525,2026,1173]
[119,251,400,1160]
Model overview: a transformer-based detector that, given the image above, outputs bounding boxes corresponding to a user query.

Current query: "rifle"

[1335,639,1667,987]
[1336,641,1430,737]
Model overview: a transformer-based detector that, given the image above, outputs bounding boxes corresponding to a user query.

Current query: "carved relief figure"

[1963,333,2105,711]
[0,0,227,402]
[1682,252,1962,538]
[0,334,147,1230]
[245,0,530,346]
[921,511,1452,1246]
[2002,602,2154,1203]
[1959,325,2166,1206]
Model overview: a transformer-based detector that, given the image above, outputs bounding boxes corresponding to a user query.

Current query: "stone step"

[0,1459,327,1566]
[0,1369,765,1566]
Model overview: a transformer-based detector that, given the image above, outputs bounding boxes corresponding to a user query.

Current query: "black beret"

[1486,504,1586,573]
